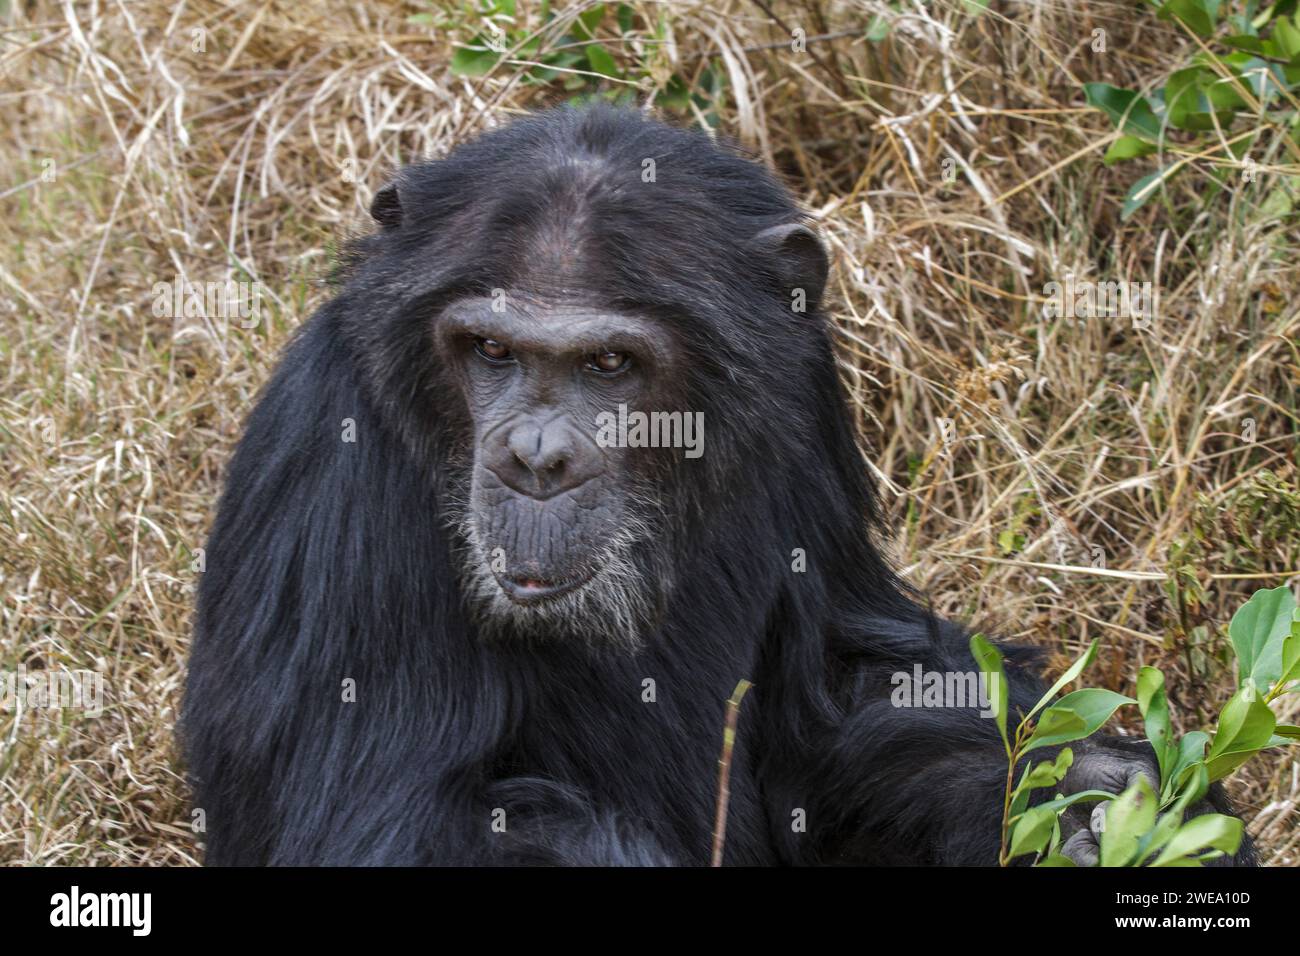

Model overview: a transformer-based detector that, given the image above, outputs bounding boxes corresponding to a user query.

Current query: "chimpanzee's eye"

[475,338,513,362]
[587,351,630,374]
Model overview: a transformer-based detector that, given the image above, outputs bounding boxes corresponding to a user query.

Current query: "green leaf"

[1223,34,1268,54]
[1274,17,1300,59]
[1151,813,1243,866]
[1007,803,1057,860]
[1137,666,1173,783]
[1157,0,1219,38]
[1225,55,1291,103]
[451,43,501,77]
[1276,611,1300,693]
[1164,731,1210,804]
[1084,83,1163,141]
[866,14,891,42]
[517,29,544,57]
[1099,776,1158,867]
[1164,66,1240,130]
[1047,812,1063,856]
[1122,167,1177,220]
[1135,807,1185,865]
[1274,724,1300,739]
[1024,748,1074,789]
[1009,763,1036,821]
[1258,184,1295,221]
[1036,854,1078,866]
[1229,586,1296,689]
[1104,135,1158,164]
[1206,684,1276,780]
[1171,763,1209,814]
[1140,764,1208,861]
[1010,750,1076,822]
[1007,788,1115,861]
[970,633,1009,752]
[575,4,606,39]
[585,43,619,78]
[655,75,691,111]
[1024,689,1135,753]
[616,3,635,34]
[1028,641,1098,721]
[1027,708,1086,747]
[1164,67,1206,130]
[1018,789,1115,818]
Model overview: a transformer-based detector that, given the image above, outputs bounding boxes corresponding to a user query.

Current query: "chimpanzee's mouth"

[495,570,594,605]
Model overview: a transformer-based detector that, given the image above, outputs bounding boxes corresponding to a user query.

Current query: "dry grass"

[1,0,1297,866]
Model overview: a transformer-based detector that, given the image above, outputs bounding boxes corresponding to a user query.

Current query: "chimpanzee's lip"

[495,570,594,605]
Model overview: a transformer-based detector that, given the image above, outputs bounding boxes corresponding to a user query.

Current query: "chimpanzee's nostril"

[513,448,564,478]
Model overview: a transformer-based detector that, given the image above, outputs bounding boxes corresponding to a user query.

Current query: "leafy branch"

[976,585,1298,866]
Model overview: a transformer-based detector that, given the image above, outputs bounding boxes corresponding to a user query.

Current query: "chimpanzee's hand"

[1056,737,1158,867]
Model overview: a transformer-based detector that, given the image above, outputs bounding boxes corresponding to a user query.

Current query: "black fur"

[182,105,1251,866]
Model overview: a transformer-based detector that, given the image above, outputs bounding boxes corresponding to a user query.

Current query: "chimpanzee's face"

[434,291,680,642]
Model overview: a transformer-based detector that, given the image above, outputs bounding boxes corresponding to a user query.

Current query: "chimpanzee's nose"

[486,415,603,499]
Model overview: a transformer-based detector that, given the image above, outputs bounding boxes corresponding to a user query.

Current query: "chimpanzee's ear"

[749,223,829,310]
[370,181,402,229]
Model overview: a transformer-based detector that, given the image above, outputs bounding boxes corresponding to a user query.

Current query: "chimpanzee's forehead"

[445,293,632,323]
[439,294,675,359]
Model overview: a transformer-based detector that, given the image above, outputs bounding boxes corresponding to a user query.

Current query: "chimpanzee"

[182,104,1251,866]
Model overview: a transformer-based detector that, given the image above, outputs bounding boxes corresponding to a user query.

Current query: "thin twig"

[711,679,753,867]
